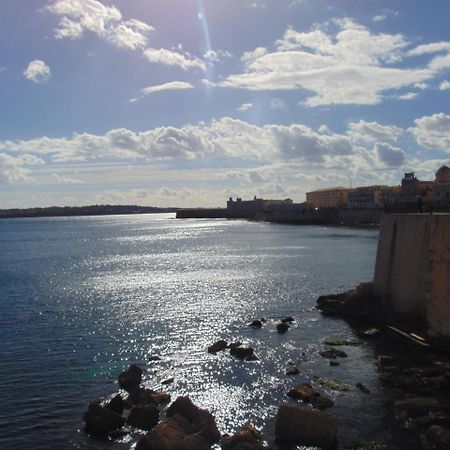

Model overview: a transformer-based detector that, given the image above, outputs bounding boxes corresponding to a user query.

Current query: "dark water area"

[0,213,409,449]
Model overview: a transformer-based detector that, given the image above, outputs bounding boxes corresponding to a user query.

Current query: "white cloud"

[46,0,153,50]
[141,81,194,96]
[439,80,450,90]
[221,19,450,106]
[270,98,287,110]
[347,120,403,143]
[397,92,418,100]
[410,113,450,153]
[23,60,51,83]
[237,103,253,112]
[375,143,406,166]
[372,15,387,23]
[203,49,233,62]
[50,173,83,184]
[0,153,37,183]
[143,48,206,70]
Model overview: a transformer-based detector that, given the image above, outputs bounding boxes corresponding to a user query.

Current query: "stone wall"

[373,214,450,339]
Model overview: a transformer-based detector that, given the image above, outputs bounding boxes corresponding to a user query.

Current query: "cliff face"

[373,214,450,340]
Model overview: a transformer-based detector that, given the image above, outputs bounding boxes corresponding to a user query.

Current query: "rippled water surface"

[0,214,385,449]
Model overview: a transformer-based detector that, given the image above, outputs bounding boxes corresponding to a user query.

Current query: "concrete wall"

[373,214,450,339]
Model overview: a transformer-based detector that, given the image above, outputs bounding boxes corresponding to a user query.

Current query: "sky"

[1,0,450,208]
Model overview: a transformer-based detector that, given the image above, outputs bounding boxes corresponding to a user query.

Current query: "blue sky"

[1,0,450,208]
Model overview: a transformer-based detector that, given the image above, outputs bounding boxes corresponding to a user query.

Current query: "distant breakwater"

[176,207,383,227]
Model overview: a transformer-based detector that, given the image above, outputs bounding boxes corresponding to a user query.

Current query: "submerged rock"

[393,397,443,416]
[319,348,348,359]
[281,316,295,324]
[118,364,143,392]
[423,425,450,449]
[83,402,125,436]
[285,364,300,376]
[356,382,371,394]
[323,337,361,346]
[288,383,334,410]
[315,377,351,392]
[249,320,263,328]
[276,322,290,334]
[208,340,228,354]
[274,403,337,449]
[127,404,159,431]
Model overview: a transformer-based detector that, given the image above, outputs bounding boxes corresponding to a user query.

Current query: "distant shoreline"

[0,205,179,219]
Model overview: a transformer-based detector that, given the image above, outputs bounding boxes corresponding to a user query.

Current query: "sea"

[0,213,413,449]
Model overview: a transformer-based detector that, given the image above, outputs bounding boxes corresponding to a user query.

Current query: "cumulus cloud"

[46,0,153,50]
[410,113,450,153]
[347,120,403,143]
[237,103,253,112]
[143,48,206,70]
[23,60,51,83]
[220,19,450,106]
[439,80,450,90]
[397,92,417,100]
[0,153,40,183]
[375,143,406,166]
[203,49,232,62]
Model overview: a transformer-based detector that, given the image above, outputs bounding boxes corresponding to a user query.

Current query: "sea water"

[0,214,399,449]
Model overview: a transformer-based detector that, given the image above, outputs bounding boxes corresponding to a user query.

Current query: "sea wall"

[373,214,450,339]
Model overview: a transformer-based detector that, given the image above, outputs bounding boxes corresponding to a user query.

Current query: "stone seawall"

[373,214,450,339]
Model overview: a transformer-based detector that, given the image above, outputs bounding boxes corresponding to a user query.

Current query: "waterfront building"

[306,187,352,208]
[397,172,433,204]
[432,165,450,207]
[226,196,293,218]
[347,185,390,209]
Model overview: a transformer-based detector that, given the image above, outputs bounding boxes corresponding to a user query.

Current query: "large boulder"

[118,364,143,392]
[220,425,265,450]
[288,384,334,410]
[83,402,125,436]
[274,404,337,449]
[127,404,160,431]
[167,396,221,445]
[105,394,125,415]
[230,347,258,361]
[208,340,228,354]
[128,387,171,406]
[423,425,450,449]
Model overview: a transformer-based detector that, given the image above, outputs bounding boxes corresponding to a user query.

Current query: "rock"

[423,425,450,449]
[286,364,300,376]
[319,348,348,359]
[362,328,382,337]
[281,316,295,324]
[330,361,340,367]
[228,342,242,349]
[230,347,257,361]
[167,396,221,445]
[118,364,143,392]
[83,402,125,436]
[149,356,162,362]
[128,387,171,406]
[175,433,211,450]
[393,397,443,416]
[208,340,228,354]
[162,378,175,385]
[136,414,194,450]
[323,338,360,346]
[127,404,159,431]
[356,382,371,394]
[249,320,263,328]
[105,394,125,415]
[288,383,334,410]
[276,322,289,334]
[220,425,265,450]
[315,377,350,391]
[275,404,337,449]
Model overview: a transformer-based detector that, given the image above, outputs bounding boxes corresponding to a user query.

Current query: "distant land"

[0,205,179,219]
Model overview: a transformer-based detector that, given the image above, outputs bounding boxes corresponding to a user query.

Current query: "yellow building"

[306,187,352,208]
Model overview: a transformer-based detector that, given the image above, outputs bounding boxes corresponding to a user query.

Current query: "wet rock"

[288,383,334,410]
[330,361,340,367]
[319,348,348,359]
[275,403,337,449]
[423,425,450,449]
[220,425,265,450]
[128,387,171,406]
[230,347,257,361]
[127,404,159,431]
[356,383,371,394]
[323,338,361,346]
[208,340,228,354]
[281,316,295,324]
[228,342,242,349]
[118,364,143,392]
[175,433,211,450]
[135,414,195,450]
[363,328,382,337]
[162,378,175,385]
[249,320,263,328]
[393,397,443,416]
[285,364,300,376]
[167,396,221,445]
[276,322,290,334]
[377,355,395,367]
[149,356,162,362]
[315,377,350,392]
[83,402,125,436]
[105,394,125,415]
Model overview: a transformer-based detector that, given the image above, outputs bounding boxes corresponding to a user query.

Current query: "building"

[432,165,450,208]
[347,185,390,209]
[398,172,433,204]
[306,187,352,208]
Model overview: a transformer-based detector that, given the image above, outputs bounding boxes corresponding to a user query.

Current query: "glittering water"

[0,214,387,449]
